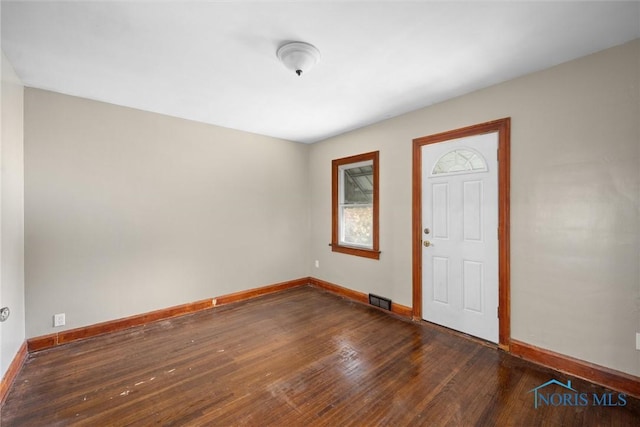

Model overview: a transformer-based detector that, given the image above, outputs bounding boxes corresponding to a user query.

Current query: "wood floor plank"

[2,286,639,426]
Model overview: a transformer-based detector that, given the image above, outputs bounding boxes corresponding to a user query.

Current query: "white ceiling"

[2,1,639,143]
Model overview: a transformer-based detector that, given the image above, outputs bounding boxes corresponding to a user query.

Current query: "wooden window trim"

[331,151,380,260]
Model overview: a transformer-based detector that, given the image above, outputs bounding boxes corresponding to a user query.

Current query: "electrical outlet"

[636,333,640,351]
[53,313,65,327]
[315,260,320,268]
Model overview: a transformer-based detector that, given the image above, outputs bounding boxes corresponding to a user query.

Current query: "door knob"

[423,240,431,247]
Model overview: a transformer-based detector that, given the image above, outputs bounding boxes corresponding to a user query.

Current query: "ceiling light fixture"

[276,41,321,76]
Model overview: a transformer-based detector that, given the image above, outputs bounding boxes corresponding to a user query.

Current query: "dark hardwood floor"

[2,286,638,426]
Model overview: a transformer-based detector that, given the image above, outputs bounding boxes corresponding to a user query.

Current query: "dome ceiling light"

[276,41,321,76]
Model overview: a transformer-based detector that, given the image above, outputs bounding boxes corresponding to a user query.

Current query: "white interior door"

[421,132,499,343]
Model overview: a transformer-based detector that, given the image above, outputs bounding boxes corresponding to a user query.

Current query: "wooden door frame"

[412,118,511,350]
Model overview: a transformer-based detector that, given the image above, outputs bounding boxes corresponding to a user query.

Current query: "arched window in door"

[431,148,487,176]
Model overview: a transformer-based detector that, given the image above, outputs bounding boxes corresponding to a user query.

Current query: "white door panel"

[432,256,449,304]
[463,260,483,312]
[463,180,483,241]
[431,183,449,239]
[422,132,498,343]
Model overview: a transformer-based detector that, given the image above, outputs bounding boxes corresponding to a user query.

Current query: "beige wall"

[308,39,639,376]
[1,51,25,378]
[24,89,309,337]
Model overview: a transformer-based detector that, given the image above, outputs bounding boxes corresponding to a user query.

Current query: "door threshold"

[420,318,499,349]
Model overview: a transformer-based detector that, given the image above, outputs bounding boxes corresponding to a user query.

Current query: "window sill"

[330,244,380,260]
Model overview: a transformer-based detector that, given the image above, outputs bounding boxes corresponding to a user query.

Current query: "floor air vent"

[368,294,392,311]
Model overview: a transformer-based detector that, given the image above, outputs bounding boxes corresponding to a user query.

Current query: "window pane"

[343,164,373,204]
[432,149,487,175]
[341,205,373,247]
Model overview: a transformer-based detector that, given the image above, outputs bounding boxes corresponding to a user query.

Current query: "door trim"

[412,118,511,350]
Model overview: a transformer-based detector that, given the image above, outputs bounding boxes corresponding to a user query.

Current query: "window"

[331,151,379,259]
[431,148,487,176]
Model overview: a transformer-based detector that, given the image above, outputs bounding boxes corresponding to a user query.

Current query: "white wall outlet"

[53,313,65,327]
[636,333,640,350]
[315,260,319,268]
